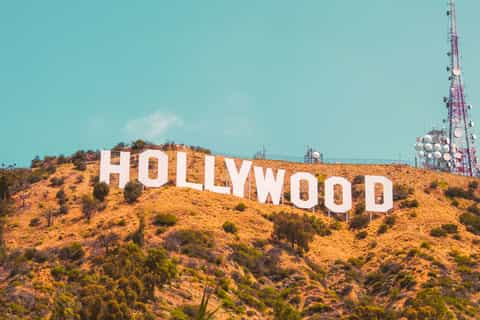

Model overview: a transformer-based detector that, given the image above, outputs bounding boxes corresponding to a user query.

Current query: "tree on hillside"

[93,182,110,202]
[43,208,56,227]
[124,180,143,203]
[272,212,315,253]
[81,195,97,222]
[97,232,120,254]
[131,214,145,247]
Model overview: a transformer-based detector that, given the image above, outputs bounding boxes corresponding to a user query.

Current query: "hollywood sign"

[99,150,393,213]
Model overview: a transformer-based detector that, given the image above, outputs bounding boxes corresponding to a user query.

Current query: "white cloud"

[124,111,182,141]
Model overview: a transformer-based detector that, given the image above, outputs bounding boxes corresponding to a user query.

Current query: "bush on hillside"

[165,229,216,262]
[73,159,86,171]
[131,214,145,247]
[81,195,97,221]
[393,184,414,201]
[430,228,447,238]
[55,189,67,206]
[272,212,316,252]
[222,221,237,234]
[445,187,474,200]
[59,242,85,261]
[124,180,143,203]
[403,288,455,320]
[460,213,480,235]
[153,213,177,227]
[385,215,396,227]
[235,203,247,212]
[50,177,65,187]
[273,300,301,320]
[93,182,110,201]
[400,199,419,209]
[29,217,41,227]
[304,215,332,236]
[377,224,388,235]
[356,231,368,240]
[349,215,370,230]
[441,224,458,234]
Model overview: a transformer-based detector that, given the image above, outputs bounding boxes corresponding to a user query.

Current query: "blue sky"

[2,1,480,167]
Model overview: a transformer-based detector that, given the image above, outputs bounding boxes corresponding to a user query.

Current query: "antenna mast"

[446,0,478,176]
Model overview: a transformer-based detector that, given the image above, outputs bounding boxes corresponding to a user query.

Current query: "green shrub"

[377,224,388,235]
[445,187,473,200]
[59,242,85,261]
[349,304,397,320]
[403,288,455,320]
[304,215,332,236]
[222,221,237,234]
[229,244,282,277]
[393,184,414,201]
[235,203,246,212]
[131,215,145,247]
[356,231,368,239]
[400,199,419,209]
[124,180,143,203]
[272,212,316,252]
[385,215,396,227]
[24,248,49,263]
[153,213,177,227]
[93,182,110,201]
[81,195,97,221]
[349,214,370,230]
[29,217,41,227]
[50,177,65,187]
[441,224,458,234]
[273,300,301,320]
[430,228,447,238]
[460,213,480,235]
[165,230,216,262]
[73,159,86,171]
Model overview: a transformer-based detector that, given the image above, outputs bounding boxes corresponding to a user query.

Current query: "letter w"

[253,166,285,205]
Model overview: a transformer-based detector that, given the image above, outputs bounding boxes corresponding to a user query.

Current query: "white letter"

[290,172,318,209]
[100,150,130,189]
[204,155,230,194]
[365,176,393,212]
[254,166,285,205]
[138,150,168,188]
[176,152,203,191]
[324,177,352,213]
[225,158,252,198]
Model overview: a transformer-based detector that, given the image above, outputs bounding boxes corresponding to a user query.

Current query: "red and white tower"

[445,0,479,176]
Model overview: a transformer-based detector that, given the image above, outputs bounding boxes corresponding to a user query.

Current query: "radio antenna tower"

[445,0,479,176]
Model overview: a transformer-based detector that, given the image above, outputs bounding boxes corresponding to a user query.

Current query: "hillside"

[1,146,480,320]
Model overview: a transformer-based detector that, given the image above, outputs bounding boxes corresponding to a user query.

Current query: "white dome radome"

[423,135,433,143]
